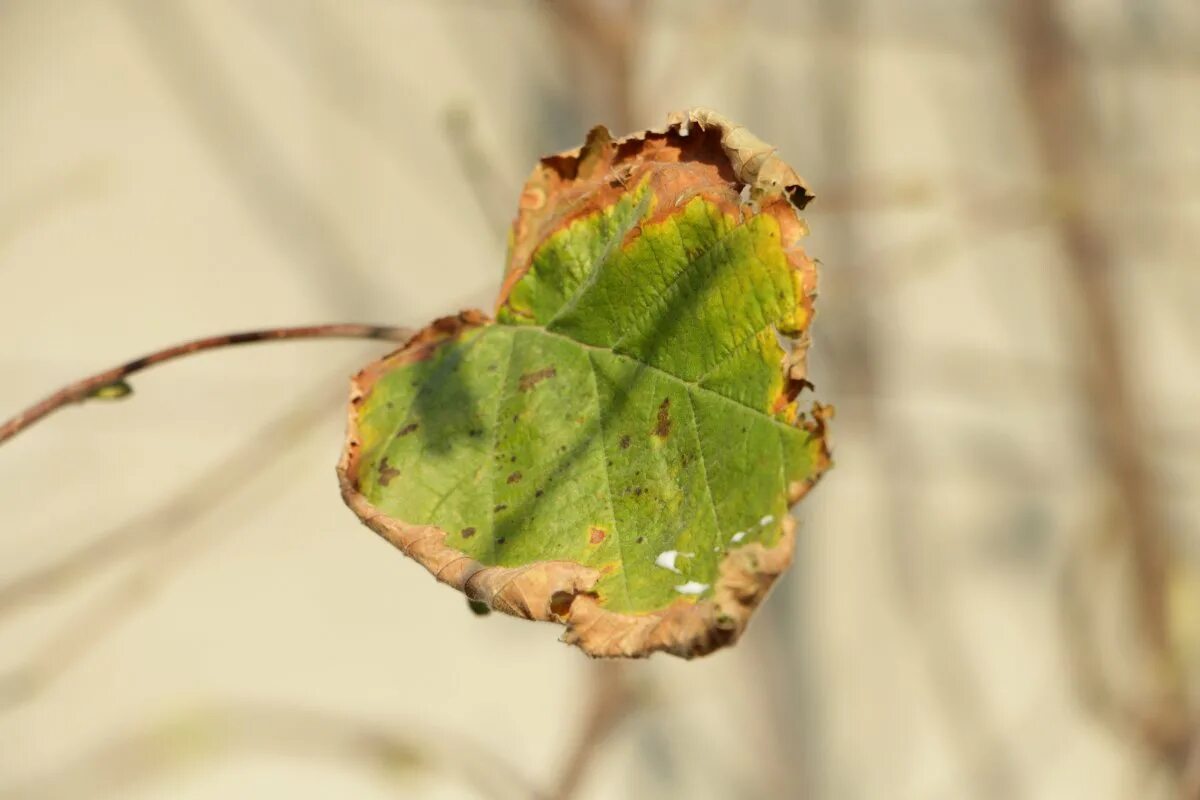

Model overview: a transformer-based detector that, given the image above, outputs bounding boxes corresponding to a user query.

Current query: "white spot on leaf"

[731,531,746,543]
[759,515,775,527]
[674,581,709,595]
[655,550,691,573]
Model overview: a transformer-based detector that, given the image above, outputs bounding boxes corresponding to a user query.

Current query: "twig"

[549,662,637,800]
[114,1,393,316]
[799,3,1027,798]
[542,0,644,133]
[0,380,346,712]
[0,379,344,620]
[444,105,519,240]
[0,700,535,800]
[0,324,410,447]
[1184,730,1200,800]
[1009,0,1189,763]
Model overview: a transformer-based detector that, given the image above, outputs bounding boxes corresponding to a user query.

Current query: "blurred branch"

[808,3,1024,798]
[549,662,637,800]
[1059,524,1132,733]
[236,1,519,248]
[641,0,745,105]
[811,171,1200,219]
[0,701,533,800]
[114,1,391,316]
[1009,0,1192,769]
[439,0,1200,71]
[0,378,344,712]
[444,105,519,240]
[543,0,631,64]
[541,0,645,133]
[0,162,111,255]
[1060,534,1197,795]
[1184,732,1200,800]
[0,324,409,447]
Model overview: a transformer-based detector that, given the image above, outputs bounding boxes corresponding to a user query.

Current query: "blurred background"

[1,0,1198,797]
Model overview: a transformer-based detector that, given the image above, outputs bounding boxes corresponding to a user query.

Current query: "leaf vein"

[585,350,633,610]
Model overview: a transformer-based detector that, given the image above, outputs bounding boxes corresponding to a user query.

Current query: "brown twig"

[444,105,519,240]
[549,662,637,800]
[0,700,535,800]
[0,377,346,712]
[1183,730,1200,800]
[0,324,411,447]
[542,0,644,134]
[0,377,343,620]
[1009,0,1190,767]
[796,3,1027,797]
[115,1,395,316]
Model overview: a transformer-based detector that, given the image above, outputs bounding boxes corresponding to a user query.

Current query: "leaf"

[338,110,831,658]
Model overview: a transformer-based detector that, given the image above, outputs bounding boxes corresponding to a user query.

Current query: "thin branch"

[1184,730,1200,800]
[1008,0,1190,763]
[542,0,645,133]
[114,1,393,315]
[0,324,410,447]
[0,382,341,620]
[0,381,344,712]
[1058,524,1129,732]
[444,105,520,241]
[542,0,629,60]
[0,700,535,800]
[549,662,637,800]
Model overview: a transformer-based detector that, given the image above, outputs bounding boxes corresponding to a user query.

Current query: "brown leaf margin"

[338,110,832,659]
[502,108,814,306]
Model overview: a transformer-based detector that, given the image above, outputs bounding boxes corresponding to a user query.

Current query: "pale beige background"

[1,1,1198,798]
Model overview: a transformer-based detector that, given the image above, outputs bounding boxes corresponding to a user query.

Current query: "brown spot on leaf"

[398,422,419,437]
[619,434,631,449]
[535,488,545,498]
[549,590,575,619]
[507,471,523,484]
[496,536,507,545]
[378,458,399,487]
[654,398,672,438]
[518,366,557,392]
[494,504,507,512]
[461,527,476,538]
[589,527,607,544]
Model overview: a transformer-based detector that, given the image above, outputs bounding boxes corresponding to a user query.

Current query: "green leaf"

[339,110,831,658]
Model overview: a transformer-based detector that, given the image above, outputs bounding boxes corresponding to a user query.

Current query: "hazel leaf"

[338,110,831,658]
